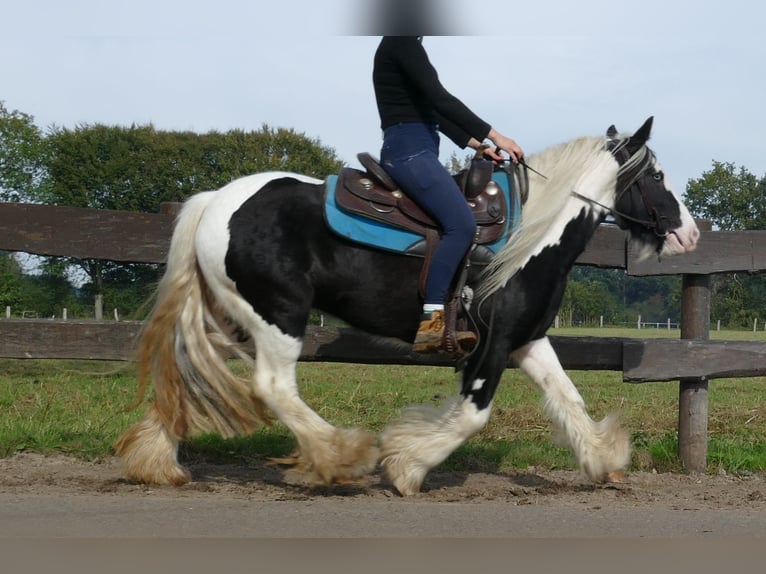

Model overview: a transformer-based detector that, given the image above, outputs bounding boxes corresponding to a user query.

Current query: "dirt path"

[3,451,766,574]
[1,451,764,508]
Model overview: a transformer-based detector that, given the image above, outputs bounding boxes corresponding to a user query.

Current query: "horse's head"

[608,117,699,260]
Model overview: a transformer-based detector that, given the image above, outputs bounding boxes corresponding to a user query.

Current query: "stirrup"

[412,313,477,354]
[413,330,477,354]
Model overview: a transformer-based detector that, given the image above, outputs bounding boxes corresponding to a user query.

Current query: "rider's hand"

[487,129,524,163]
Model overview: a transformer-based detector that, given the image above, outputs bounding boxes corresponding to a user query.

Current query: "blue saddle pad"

[324,170,521,256]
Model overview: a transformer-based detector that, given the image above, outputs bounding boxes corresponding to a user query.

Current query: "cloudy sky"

[2,0,764,196]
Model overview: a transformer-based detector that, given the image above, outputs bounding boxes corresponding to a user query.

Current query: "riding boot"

[413,310,478,353]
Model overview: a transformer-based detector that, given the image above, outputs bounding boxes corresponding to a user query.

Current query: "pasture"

[2,327,765,475]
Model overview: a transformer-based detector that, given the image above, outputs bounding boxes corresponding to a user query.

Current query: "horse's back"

[195,172,323,256]
[201,172,322,221]
[194,171,423,339]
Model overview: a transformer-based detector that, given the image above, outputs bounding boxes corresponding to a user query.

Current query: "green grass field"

[551,325,766,341]
[1,328,764,474]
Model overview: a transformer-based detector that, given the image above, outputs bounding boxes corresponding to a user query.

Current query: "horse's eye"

[653,172,664,182]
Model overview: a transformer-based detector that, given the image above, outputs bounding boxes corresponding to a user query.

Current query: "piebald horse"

[116,117,699,495]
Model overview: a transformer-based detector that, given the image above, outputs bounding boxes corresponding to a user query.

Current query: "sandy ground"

[1,452,765,510]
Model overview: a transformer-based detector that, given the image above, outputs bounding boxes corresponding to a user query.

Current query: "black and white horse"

[116,117,699,495]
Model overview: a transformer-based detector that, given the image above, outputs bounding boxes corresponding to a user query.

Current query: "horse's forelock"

[615,141,652,189]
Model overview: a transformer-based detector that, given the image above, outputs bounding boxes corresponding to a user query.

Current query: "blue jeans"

[380,123,476,306]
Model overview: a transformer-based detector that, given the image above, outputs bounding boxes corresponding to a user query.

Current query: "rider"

[373,36,524,352]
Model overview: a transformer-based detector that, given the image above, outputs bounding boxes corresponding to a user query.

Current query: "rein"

[570,189,667,234]
[496,157,547,205]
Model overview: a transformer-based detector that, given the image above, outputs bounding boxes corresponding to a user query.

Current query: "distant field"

[550,326,766,341]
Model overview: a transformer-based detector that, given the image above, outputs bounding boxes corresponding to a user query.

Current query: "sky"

[2,0,764,197]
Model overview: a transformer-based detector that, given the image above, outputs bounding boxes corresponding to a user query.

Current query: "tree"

[685,161,766,327]
[685,161,766,231]
[0,253,25,309]
[37,123,343,317]
[444,150,472,174]
[562,267,683,326]
[41,123,343,209]
[0,101,48,202]
[16,273,77,318]
[560,277,619,326]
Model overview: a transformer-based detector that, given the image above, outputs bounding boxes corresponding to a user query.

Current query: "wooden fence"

[2,202,766,472]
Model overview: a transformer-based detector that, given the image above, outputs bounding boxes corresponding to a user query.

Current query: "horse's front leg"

[511,336,631,482]
[379,396,492,496]
[379,349,507,496]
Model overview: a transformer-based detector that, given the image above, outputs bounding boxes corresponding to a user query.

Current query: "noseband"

[571,137,669,236]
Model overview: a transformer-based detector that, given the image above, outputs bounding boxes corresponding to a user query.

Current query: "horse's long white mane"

[478,135,621,298]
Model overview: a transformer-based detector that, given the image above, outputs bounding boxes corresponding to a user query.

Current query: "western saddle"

[333,149,514,356]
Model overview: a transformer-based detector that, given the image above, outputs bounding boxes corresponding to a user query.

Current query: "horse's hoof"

[381,455,427,496]
[606,470,628,483]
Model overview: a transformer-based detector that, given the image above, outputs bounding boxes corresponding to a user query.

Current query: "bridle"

[570,136,671,237]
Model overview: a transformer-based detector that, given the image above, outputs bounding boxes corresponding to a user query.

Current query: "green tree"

[685,161,766,327]
[15,273,77,318]
[563,267,682,326]
[444,150,472,174]
[0,253,25,309]
[42,123,342,209]
[37,122,343,316]
[0,101,48,202]
[685,161,766,230]
[560,277,619,326]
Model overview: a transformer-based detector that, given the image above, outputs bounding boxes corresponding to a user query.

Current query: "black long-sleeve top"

[373,36,491,149]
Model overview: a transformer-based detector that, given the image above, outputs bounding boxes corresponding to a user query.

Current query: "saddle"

[333,150,512,356]
[338,152,508,251]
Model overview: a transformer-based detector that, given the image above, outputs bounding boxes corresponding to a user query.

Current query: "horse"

[115,117,700,495]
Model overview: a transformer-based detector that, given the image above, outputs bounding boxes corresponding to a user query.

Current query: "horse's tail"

[115,192,270,485]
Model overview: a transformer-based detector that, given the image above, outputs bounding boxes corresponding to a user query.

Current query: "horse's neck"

[524,136,619,213]
[478,137,618,297]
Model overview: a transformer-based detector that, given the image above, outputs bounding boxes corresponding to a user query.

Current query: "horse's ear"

[626,116,654,153]
[632,116,654,143]
[606,125,618,138]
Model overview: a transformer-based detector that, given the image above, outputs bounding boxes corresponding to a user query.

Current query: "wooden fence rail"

[2,319,766,382]
[2,202,766,473]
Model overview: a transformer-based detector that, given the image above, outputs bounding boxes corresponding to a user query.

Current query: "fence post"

[95,295,103,321]
[678,272,711,472]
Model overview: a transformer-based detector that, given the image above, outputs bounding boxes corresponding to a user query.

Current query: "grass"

[551,325,766,341]
[1,328,765,475]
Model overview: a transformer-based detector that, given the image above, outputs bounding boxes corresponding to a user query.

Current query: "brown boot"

[412,310,446,353]
[413,310,478,354]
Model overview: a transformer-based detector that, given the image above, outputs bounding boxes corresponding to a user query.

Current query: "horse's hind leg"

[115,405,190,486]
[242,311,380,485]
[511,337,631,481]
